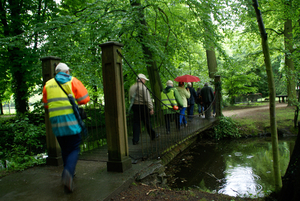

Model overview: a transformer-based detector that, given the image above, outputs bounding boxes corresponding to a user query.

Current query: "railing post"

[99,41,132,172]
[40,56,63,166]
[214,75,222,117]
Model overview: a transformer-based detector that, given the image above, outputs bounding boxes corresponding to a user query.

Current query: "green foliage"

[0,0,58,114]
[219,38,260,104]
[0,113,46,172]
[222,95,231,107]
[84,107,105,128]
[214,116,241,140]
[0,0,299,116]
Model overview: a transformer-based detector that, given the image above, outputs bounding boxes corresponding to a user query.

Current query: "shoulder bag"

[55,78,88,136]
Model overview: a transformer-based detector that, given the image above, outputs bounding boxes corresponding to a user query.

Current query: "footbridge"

[42,42,222,173]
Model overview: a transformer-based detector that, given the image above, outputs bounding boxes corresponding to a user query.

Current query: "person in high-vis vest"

[161,80,183,133]
[42,63,90,192]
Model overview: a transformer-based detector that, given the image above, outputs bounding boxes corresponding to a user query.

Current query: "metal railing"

[80,91,219,161]
[79,49,220,161]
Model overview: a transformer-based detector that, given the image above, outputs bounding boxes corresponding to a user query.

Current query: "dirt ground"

[110,104,286,201]
[221,103,287,118]
[110,182,261,201]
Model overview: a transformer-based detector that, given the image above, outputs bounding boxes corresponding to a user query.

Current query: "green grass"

[229,106,297,136]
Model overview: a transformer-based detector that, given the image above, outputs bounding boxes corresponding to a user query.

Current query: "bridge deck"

[79,115,218,163]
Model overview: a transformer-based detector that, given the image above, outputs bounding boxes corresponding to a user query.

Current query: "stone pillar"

[99,42,132,172]
[214,75,222,117]
[41,56,63,166]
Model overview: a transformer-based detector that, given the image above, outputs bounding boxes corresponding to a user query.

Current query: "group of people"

[42,65,215,193]
[186,82,216,119]
[160,79,215,134]
[129,73,216,145]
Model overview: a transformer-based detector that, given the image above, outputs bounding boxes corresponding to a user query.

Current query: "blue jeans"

[197,104,204,114]
[179,107,187,126]
[57,134,81,178]
[187,104,195,119]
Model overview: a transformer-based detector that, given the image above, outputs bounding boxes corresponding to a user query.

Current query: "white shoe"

[62,170,74,192]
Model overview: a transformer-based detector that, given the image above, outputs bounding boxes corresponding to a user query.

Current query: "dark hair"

[179,82,184,86]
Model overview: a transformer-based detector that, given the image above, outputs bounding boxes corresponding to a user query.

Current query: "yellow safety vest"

[45,78,75,118]
[161,89,177,110]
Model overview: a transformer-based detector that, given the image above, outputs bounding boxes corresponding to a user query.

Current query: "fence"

[42,45,221,170]
[80,79,221,161]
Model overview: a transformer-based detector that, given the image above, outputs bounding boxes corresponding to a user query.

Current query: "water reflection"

[219,166,263,197]
[167,137,296,198]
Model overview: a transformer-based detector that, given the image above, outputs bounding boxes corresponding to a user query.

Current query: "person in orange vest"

[42,63,90,192]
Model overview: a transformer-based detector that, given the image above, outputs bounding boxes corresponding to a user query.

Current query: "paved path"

[0,159,153,201]
[222,103,288,118]
[0,116,218,201]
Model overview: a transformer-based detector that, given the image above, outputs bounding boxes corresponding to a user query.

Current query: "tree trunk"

[203,11,217,79]
[0,101,3,115]
[142,45,163,108]
[206,49,217,79]
[130,0,163,111]
[294,88,300,127]
[278,122,300,200]
[252,0,282,192]
[10,48,29,114]
[1,1,29,114]
[284,17,296,106]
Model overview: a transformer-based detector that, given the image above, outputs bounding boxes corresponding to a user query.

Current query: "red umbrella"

[174,74,200,82]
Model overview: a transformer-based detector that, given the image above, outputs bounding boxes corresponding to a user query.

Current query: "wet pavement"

[0,159,153,201]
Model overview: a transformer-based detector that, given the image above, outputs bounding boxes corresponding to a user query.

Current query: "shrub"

[0,113,46,171]
[214,116,241,140]
[222,95,231,108]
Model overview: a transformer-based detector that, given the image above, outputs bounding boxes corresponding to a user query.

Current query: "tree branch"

[265,28,284,35]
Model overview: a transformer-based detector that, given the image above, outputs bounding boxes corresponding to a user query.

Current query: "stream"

[166,136,296,198]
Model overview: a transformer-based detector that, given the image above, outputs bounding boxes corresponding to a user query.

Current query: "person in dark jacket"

[200,82,214,119]
[161,80,183,133]
[196,87,204,116]
[186,82,197,121]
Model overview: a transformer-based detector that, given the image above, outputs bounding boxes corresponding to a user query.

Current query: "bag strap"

[164,90,175,106]
[54,78,70,97]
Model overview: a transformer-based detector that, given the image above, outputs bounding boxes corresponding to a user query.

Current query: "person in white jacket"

[176,82,190,127]
[129,74,159,145]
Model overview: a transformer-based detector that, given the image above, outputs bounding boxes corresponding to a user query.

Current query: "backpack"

[196,93,202,104]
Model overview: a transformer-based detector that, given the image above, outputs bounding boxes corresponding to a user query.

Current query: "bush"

[214,116,241,140]
[222,95,231,108]
[0,113,46,171]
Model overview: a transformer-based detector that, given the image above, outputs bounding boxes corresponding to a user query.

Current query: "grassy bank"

[223,104,298,136]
